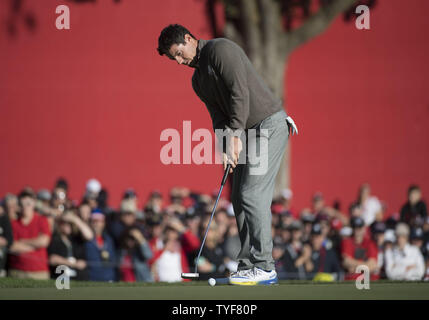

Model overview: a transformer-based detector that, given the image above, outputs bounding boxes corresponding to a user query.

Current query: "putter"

[181,163,232,280]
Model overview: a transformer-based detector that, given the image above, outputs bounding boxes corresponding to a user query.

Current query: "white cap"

[384,229,396,243]
[281,188,293,200]
[340,226,353,237]
[86,178,101,194]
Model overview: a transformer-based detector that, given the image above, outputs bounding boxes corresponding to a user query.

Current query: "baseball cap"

[90,210,105,221]
[301,213,315,224]
[123,188,137,199]
[370,221,386,234]
[86,178,101,194]
[410,228,424,240]
[340,226,353,237]
[288,220,303,231]
[37,189,52,202]
[150,190,162,198]
[330,218,343,231]
[120,199,137,214]
[350,217,365,228]
[311,223,323,235]
[384,229,396,243]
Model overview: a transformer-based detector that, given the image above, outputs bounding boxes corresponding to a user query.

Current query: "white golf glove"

[286,116,298,136]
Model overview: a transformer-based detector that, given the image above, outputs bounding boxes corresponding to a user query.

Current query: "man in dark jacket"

[400,185,427,229]
[157,24,298,285]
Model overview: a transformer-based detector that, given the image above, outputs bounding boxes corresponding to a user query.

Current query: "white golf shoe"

[229,267,278,286]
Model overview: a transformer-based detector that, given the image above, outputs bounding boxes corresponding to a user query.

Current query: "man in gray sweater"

[157,24,298,285]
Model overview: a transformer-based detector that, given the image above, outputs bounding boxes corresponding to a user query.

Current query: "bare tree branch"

[284,0,359,55]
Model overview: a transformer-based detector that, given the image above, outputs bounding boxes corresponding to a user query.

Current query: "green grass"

[1,278,428,300]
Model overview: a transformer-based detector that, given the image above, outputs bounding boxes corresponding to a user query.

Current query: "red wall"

[1,0,428,216]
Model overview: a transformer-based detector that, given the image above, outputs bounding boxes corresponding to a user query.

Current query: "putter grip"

[221,164,232,186]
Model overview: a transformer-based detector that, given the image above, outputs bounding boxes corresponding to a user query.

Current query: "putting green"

[1,279,428,300]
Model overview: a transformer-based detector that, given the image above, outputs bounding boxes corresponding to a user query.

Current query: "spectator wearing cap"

[385,223,425,280]
[370,221,387,276]
[409,228,428,266]
[144,190,164,215]
[108,198,144,247]
[117,226,153,282]
[83,178,102,210]
[35,189,52,216]
[8,190,51,280]
[122,189,144,219]
[48,211,93,280]
[400,185,427,229]
[341,216,379,280]
[356,183,383,226]
[305,223,342,280]
[300,212,315,243]
[280,221,307,279]
[147,215,165,254]
[277,188,297,219]
[0,204,13,277]
[85,211,117,281]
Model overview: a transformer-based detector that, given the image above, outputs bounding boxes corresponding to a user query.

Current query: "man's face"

[91,218,105,235]
[20,196,35,213]
[409,189,421,204]
[311,234,324,249]
[167,34,197,66]
[353,226,366,239]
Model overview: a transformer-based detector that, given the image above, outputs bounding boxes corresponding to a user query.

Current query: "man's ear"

[184,34,192,44]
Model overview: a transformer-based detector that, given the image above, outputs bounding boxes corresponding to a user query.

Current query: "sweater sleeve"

[210,40,250,130]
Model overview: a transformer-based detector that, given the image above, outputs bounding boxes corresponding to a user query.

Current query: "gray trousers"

[231,109,289,271]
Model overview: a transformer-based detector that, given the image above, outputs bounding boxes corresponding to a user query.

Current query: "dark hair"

[408,184,420,196]
[18,189,36,201]
[157,24,196,58]
[55,177,68,191]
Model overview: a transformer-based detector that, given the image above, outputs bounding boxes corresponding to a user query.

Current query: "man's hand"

[286,116,298,136]
[224,135,242,173]
[130,229,146,244]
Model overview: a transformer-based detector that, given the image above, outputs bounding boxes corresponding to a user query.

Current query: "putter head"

[181,272,199,280]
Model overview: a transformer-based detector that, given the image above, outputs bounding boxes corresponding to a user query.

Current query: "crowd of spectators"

[0,177,427,282]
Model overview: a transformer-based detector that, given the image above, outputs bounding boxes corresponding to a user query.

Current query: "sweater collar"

[190,39,208,69]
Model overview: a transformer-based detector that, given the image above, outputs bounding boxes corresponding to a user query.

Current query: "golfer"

[157,24,298,285]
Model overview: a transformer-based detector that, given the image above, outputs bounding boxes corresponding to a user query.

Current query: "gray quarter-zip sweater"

[191,38,285,131]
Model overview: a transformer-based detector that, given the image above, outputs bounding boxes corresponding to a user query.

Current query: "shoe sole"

[230,277,278,286]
